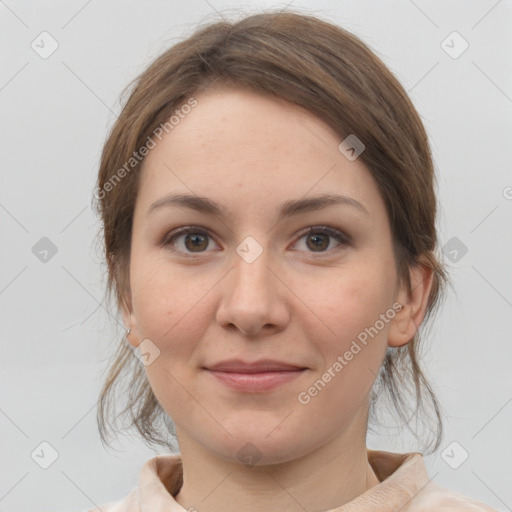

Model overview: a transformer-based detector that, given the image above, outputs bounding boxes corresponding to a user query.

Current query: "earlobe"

[388,259,434,348]
[122,305,140,348]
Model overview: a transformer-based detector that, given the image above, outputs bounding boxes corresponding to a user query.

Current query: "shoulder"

[406,481,498,511]
[82,486,139,512]
[367,450,497,512]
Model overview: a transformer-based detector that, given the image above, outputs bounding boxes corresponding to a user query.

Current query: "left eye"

[293,226,350,253]
[162,226,350,255]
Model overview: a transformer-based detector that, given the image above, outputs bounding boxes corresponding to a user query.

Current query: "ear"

[388,258,434,348]
[121,299,141,349]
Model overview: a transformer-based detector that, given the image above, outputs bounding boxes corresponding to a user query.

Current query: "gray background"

[1,1,511,511]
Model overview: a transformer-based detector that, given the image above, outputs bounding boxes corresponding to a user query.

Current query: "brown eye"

[163,227,215,254]
[306,232,330,251]
[183,232,209,252]
[293,226,350,254]
[162,225,350,257]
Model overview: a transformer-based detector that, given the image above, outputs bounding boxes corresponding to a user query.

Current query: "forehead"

[135,87,385,221]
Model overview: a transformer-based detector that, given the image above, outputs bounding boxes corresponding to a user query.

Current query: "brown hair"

[93,8,449,453]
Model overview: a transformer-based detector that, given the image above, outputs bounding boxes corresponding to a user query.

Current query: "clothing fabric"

[86,449,497,511]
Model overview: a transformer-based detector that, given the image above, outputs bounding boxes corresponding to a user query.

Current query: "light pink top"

[87,450,497,511]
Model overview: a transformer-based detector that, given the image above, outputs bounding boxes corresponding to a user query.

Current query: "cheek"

[129,260,209,414]
[304,256,395,364]
[130,253,213,357]
[296,266,394,419]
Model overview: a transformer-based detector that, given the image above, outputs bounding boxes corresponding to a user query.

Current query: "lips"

[203,359,308,392]
[204,358,307,373]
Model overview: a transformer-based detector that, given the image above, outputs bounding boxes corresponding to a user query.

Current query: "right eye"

[162,226,219,255]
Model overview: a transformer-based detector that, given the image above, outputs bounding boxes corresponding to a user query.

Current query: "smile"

[204,369,307,392]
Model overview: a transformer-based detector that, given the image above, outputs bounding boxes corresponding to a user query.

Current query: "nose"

[215,248,290,337]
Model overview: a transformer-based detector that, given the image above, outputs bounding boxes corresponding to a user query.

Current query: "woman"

[91,9,497,511]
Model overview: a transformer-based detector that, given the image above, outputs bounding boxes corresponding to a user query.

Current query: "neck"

[173,427,380,512]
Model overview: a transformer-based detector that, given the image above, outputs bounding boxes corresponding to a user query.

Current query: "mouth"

[203,367,308,392]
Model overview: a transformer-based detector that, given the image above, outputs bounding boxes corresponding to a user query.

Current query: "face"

[124,86,408,465]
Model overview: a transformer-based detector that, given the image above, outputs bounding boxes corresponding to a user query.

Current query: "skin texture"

[123,86,433,512]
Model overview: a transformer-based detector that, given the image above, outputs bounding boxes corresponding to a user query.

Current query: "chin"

[203,426,311,467]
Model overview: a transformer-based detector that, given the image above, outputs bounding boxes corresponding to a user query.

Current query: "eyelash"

[161,225,351,257]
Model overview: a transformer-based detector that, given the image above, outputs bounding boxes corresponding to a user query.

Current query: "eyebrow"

[147,192,370,221]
